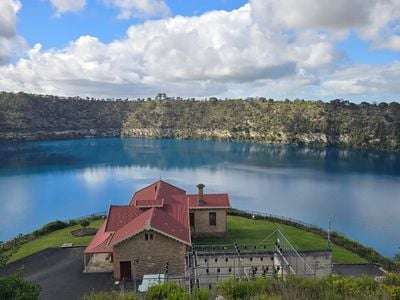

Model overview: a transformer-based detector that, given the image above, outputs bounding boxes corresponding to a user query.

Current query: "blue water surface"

[0,138,399,257]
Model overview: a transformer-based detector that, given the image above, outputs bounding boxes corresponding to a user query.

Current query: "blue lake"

[0,138,399,257]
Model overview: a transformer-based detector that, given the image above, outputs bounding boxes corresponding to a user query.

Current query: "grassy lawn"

[8,219,104,263]
[8,216,365,264]
[193,216,366,264]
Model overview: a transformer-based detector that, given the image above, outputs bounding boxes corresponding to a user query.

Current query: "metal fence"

[235,209,327,233]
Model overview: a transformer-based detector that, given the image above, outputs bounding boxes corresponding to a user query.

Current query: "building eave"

[111,225,191,248]
[189,206,230,210]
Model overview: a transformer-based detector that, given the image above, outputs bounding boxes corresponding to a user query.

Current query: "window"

[209,212,216,226]
[145,233,153,240]
[189,213,195,227]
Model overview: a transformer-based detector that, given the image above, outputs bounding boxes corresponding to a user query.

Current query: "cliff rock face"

[1,92,399,150]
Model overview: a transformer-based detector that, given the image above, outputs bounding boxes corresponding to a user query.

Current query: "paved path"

[0,247,117,300]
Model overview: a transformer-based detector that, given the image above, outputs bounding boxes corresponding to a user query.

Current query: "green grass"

[193,216,366,264]
[8,219,104,263]
[8,216,365,264]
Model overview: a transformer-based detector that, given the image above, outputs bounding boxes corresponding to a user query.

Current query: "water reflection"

[1,138,400,176]
[0,138,399,257]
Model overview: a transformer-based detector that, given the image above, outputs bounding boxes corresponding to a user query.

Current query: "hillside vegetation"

[7,216,363,264]
[1,92,400,150]
[81,277,400,300]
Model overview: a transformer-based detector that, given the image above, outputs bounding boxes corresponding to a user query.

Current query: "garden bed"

[71,228,98,237]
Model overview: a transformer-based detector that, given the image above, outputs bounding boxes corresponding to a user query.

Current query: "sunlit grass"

[8,216,364,264]
[193,216,366,264]
[9,219,104,263]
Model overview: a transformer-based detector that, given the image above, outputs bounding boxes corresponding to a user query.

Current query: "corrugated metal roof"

[85,180,230,254]
[105,205,142,232]
[187,194,230,208]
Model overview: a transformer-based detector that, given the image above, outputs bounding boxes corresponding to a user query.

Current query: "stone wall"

[113,230,187,280]
[299,250,332,278]
[190,209,227,237]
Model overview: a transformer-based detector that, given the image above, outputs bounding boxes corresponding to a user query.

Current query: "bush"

[0,275,41,300]
[80,219,90,229]
[191,288,211,300]
[81,290,139,300]
[37,220,68,236]
[217,275,400,300]
[218,278,271,300]
[145,282,189,300]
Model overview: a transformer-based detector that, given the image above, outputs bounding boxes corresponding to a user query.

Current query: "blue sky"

[1,0,400,101]
[336,34,399,65]
[17,0,249,49]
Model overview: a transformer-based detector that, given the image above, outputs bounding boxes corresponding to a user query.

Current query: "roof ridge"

[129,181,159,204]
[155,181,161,199]
[187,193,229,196]
[159,180,187,193]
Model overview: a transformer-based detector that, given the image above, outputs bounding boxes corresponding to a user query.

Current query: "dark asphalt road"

[0,247,117,300]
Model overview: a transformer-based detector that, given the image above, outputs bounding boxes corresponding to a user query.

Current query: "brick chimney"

[197,183,205,205]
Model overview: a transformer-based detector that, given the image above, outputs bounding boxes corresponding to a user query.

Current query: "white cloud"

[49,0,86,15]
[250,0,372,30]
[375,35,400,51]
[0,0,22,64]
[0,0,399,100]
[0,4,337,98]
[104,0,170,19]
[321,62,400,98]
[251,0,400,51]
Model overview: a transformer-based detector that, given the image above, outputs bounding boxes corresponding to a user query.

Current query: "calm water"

[0,138,399,257]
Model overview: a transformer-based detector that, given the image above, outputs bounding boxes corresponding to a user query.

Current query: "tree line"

[0,92,399,151]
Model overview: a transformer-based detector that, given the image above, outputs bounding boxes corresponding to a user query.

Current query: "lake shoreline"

[2,133,400,155]
[4,208,397,272]
[2,94,400,151]
[0,138,399,260]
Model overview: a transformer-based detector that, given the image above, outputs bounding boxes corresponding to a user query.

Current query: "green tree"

[80,219,90,229]
[1,238,40,300]
[394,248,400,263]
[0,275,41,300]
[0,241,9,267]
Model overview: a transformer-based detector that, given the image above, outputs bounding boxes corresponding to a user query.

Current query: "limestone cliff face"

[0,128,121,142]
[1,93,399,150]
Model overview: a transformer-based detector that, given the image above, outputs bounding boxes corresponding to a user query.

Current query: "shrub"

[383,273,400,286]
[37,220,68,236]
[217,276,399,300]
[145,282,189,300]
[191,288,211,300]
[218,277,271,300]
[81,290,139,300]
[0,275,41,300]
[80,219,90,229]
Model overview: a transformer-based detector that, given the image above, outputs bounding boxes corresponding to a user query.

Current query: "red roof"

[130,180,186,206]
[84,222,113,254]
[135,199,164,208]
[110,208,155,245]
[85,180,229,254]
[187,194,230,208]
[105,205,142,232]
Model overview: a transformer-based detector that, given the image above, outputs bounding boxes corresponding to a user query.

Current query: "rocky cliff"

[1,92,399,150]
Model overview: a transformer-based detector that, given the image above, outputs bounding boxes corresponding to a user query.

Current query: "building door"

[120,261,132,280]
[190,212,195,229]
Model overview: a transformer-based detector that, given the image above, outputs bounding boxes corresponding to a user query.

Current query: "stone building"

[84,180,230,280]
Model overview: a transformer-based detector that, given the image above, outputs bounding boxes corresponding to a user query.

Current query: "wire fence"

[230,209,328,233]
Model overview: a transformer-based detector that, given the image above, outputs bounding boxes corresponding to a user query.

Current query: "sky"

[0,0,400,102]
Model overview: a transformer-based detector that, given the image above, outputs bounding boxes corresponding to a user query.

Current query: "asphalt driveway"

[0,247,117,300]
